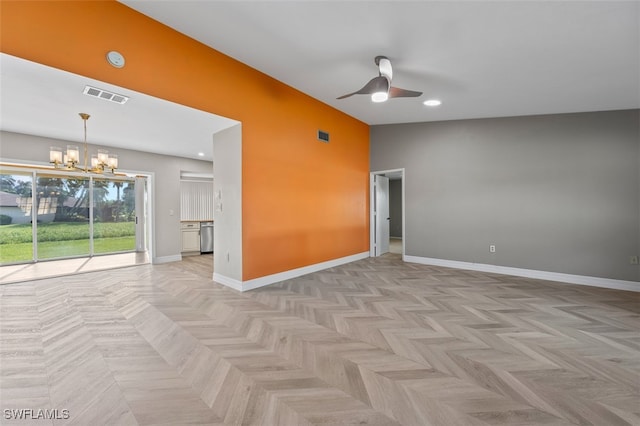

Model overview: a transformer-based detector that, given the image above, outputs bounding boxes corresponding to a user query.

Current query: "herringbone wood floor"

[1,253,638,425]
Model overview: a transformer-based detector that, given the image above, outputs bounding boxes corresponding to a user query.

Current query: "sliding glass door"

[0,167,143,265]
[0,170,34,263]
[93,178,136,254]
[36,174,91,260]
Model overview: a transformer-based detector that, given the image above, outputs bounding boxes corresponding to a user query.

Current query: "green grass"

[0,222,135,244]
[93,236,136,254]
[0,222,136,264]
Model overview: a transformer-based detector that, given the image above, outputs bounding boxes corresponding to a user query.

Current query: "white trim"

[404,255,640,292]
[146,171,156,266]
[180,171,213,181]
[212,272,243,291]
[241,251,370,291]
[153,254,182,264]
[369,173,375,257]
[215,252,370,292]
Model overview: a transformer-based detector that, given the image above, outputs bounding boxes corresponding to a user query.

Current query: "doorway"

[370,169,404,257]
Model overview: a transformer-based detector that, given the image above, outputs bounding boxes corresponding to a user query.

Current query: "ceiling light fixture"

[371,91,389,103]
[49,113,119,174]
[370,75,391,103]
[338,56,422,101]
[423,99,442,106]
[197,152,204,157]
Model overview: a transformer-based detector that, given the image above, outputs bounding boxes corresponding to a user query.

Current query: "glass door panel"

[93,178,136,254]
[36,175,90,259]
[0,170,34,264]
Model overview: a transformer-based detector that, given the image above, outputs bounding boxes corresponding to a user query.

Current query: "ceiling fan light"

[371,91,388,103]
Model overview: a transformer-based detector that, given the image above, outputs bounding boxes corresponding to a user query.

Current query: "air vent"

[317,130,330,143]
[83,85,129,104]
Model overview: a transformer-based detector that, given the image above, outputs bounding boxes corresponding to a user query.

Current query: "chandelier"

[49,113,118,173]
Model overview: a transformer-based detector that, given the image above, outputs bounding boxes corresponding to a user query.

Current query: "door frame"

[370,168,405,258]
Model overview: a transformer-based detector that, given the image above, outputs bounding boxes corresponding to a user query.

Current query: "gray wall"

[389,179,403,238]
[0,131,214,263]
[371,110,640,282]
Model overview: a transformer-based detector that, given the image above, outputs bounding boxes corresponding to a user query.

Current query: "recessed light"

[423,99,442,106]
[197,152,204,157]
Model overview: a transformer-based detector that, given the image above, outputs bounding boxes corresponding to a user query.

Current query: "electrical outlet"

[631,256,639,265]
[489,245,496,253]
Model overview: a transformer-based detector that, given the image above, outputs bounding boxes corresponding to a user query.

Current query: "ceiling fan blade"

[336,91,358,100]
[337,76,389,99]
[388,86,422,98]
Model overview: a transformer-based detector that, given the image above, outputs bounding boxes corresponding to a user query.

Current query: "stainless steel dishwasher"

[200,222,214,254]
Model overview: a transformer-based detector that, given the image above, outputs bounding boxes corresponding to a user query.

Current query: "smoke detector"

[106,51,125,68]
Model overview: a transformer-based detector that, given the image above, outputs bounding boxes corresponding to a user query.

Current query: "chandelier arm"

[49,113,118,174]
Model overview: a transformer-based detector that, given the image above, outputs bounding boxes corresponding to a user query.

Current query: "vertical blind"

[180,180,213,221]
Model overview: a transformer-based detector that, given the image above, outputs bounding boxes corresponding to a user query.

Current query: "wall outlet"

[489,245,496,253]
[631,256,639,265]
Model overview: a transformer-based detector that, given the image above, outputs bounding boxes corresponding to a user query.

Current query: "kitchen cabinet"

[181,222,200,253]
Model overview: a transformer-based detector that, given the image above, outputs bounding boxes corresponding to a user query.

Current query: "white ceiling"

[0,54,238,162]
[120,0,639,124]
[1,1,638,162]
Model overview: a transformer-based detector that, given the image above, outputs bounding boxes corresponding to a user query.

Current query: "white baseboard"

[404,255,640,292]
[214,252,370,292]
[212,273,243,291]
[153,254,182,264]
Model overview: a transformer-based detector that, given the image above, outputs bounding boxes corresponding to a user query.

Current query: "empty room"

[0,1,638,425]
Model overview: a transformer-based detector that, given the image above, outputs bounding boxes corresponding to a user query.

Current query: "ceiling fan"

[337,56,422,102]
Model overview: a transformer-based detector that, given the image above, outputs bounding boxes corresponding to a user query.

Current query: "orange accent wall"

[0,0,370,280]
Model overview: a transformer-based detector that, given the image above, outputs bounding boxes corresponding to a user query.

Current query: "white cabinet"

[181,222,200,253]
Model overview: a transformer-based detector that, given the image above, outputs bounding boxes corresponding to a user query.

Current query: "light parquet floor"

[0,252,149,285]
[1,253,639,425]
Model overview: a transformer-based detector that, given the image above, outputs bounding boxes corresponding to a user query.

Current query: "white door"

[374,175,390,256]
[134,177,146,252]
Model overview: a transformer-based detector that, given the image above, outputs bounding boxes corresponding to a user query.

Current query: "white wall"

[0,130,214,263]
[212,124,242,283]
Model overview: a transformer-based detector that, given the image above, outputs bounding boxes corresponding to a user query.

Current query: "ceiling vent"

[83,85,129,104]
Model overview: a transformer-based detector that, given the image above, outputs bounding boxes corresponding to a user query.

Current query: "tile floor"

[0,251,149,285]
